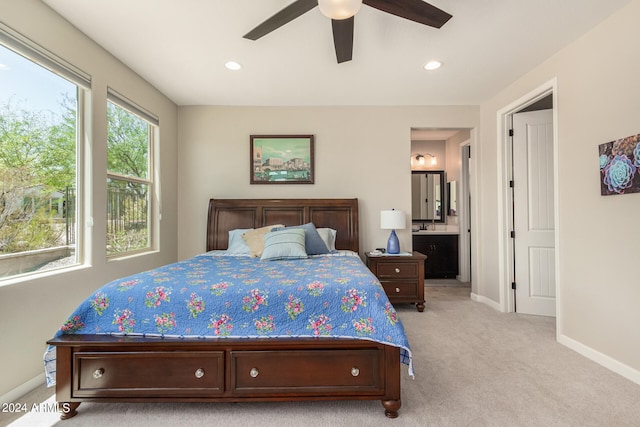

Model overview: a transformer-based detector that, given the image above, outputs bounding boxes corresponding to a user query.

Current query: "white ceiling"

[43,0,631,107]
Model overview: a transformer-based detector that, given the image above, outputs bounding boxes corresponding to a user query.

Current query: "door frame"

[458,140,471,284]
[496,78,560,321]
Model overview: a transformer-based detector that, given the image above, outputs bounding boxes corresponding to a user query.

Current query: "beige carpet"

[4,287,640,427]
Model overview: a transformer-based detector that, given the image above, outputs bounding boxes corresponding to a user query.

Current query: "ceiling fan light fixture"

[424,60,442,71]
[318,0,363,20]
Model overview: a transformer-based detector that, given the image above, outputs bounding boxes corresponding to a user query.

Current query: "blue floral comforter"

[44,251,413,386]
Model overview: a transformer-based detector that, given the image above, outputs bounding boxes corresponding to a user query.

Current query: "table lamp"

[380,209,406,254]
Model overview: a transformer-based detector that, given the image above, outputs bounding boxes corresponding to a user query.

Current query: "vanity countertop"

[412,229,459,235]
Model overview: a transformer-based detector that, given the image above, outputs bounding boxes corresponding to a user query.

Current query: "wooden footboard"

[48,335,401,419]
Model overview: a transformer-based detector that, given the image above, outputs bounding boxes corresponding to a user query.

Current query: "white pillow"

[260,228,307,261]
[227,228,252,255]
[316,228,337,251]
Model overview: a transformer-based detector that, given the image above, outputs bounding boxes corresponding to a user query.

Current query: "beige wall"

[0,0,179,397]
[478,0,640,378]
[445,130,471,184]
[177,106,479,260]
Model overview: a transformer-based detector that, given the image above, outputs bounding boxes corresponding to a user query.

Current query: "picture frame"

[599,133,640,196]
[250,135,315,184]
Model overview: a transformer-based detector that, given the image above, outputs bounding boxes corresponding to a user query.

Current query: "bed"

[45,198,412,419]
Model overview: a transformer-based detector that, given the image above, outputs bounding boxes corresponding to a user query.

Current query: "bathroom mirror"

[411,170,445,222]
[447,181,458,216]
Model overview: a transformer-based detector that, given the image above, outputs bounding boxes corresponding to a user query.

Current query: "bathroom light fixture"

[318,0,363,20]
[380,209,406,254]
[413,153,437,166]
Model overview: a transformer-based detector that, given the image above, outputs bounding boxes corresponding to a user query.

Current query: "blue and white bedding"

[44,251,413,386]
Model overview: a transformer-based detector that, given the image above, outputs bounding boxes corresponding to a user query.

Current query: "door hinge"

[509,129,514,137]
[510,230,515,238]
[511,282,517,290]
[509,180,514,188]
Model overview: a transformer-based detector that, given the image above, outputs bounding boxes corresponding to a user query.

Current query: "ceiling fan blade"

[332,17,354,63]
[363,0,452,28]
[244,0,318,40]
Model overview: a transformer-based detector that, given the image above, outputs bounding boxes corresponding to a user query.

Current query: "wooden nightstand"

[365,251,427,312]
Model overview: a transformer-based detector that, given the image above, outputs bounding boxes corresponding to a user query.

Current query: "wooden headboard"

[206,198,359,253]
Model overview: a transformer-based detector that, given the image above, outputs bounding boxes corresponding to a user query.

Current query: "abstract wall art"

[599,133,640,196]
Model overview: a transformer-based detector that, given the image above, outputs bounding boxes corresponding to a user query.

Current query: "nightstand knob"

[395,288,400,293]
[250,367,259,378]
[195,368,205,379]
[351,367,360,377]
[395,268,400,273]
[93,368,104,379]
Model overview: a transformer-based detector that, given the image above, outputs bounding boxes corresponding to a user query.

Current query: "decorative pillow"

[272,223,329,255]
[317,228,337,251]
[226,228,252,255]
[242,224,284,258]
[260,228,308,261]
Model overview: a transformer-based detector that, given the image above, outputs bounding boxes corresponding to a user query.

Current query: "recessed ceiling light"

[424,61,442,71]
[225,61,242,71]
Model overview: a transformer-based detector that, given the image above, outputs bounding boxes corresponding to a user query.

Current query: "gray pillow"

[261,228,307,261]
[273,222,330,255]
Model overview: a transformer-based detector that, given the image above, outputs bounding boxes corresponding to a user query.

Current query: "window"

[0,25,88,281]
[106,91,156,256]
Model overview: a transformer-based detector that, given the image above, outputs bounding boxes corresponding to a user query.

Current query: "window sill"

[0,263,90,288]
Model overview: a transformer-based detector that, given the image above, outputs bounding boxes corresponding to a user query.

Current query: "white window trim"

[105,94,157,258]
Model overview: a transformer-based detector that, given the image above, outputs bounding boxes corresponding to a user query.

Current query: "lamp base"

[386,230,400,254]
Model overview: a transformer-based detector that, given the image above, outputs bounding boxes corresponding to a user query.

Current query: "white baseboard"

[0,373,45,404]
[471,292,503,312]
[558,333,640,386]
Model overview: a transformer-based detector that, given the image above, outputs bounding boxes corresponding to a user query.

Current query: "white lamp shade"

[318,0,363,20]
[380,210,406,230]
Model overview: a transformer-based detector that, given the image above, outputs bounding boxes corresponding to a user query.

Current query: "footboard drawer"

[231,349,384,395]
[73,351,225,397]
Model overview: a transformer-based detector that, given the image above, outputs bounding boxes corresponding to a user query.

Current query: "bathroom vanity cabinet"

[412,233,459,279]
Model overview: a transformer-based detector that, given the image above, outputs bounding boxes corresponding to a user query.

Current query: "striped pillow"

[260,228,308,261]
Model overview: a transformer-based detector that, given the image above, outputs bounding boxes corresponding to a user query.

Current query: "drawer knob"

[194,368,205,379]
[351,367,360,377]
[250,367,259,378]
[395,268,400,273]
[395,287,400,293]
[93,368,104,379]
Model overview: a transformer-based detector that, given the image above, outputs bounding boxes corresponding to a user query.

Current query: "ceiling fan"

[243,0,452,63]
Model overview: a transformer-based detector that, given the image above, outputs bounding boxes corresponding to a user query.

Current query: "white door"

[512,110,556,317]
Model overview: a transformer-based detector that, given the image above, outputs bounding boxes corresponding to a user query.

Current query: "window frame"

[0,23,89,284]
[105,90,157,258]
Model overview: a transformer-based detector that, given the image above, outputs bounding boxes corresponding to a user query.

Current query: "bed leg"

[60,402,80,420]
[382,399,401,418]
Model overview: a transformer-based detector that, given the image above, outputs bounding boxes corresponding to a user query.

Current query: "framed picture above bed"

[250,134,314,184]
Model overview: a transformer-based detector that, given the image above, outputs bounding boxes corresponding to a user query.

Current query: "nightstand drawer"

[376,262,419,279]
[365,252,426,312]
[381,282,419,299]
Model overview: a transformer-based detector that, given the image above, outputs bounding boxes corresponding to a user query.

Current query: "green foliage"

[0,99,76,191]
[0,96,151,256]
[0,100,75,253]
[107,102,149,179]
